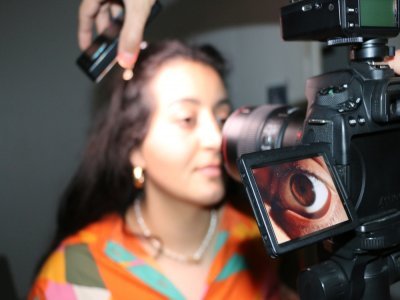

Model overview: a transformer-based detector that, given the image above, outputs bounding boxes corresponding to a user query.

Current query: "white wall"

[189,25,321,108]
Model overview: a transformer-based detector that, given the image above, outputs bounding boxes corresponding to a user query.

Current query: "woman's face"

[130,58,230,207]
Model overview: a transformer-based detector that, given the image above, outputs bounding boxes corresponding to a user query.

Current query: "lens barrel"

[222,104,305,181]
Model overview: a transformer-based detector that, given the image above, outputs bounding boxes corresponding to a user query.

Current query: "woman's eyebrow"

[215,98,230,106]
[167,98,231,109]
[167,98,200,108]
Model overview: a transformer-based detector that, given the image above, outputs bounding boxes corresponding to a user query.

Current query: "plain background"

[2,0,400,298]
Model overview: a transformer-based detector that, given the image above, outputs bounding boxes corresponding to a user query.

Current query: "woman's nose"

[198,115,222,150]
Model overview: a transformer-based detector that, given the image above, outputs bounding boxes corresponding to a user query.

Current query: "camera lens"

[222,104,305,181]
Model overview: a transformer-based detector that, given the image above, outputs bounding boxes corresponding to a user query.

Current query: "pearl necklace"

[133,200,218,263]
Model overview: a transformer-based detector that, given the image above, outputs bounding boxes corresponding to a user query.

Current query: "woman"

[29,40,284,299]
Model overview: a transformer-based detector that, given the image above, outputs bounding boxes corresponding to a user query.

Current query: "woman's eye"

[215,108,232,128]
[216,115,229,127]
[277,171,331,218]
[178,116,196,127]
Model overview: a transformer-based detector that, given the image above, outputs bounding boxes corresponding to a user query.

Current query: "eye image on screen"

[252,155,349,244]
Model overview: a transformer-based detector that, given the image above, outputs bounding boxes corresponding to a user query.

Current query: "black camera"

[222,0,400,299]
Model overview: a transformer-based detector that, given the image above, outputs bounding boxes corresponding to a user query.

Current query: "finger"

[95,3,112,33]
[78,0,104,50]
[387,49,400,75]
[110,3,124,19]
[117,0,155,69]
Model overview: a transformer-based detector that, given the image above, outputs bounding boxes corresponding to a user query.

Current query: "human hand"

[78,0,156,70]
[386,49,400,75]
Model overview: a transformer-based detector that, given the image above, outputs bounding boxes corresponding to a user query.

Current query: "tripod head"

[298,211,400,300]
[349,38,395,62]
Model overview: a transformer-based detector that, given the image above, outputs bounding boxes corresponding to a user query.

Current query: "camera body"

[302,59,400,222]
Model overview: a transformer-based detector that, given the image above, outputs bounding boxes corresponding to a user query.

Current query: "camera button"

[346,101,356,109]
[358,116,366,125]
[348,117,357,126]
[302,4,313,12]
[308,119,328,125]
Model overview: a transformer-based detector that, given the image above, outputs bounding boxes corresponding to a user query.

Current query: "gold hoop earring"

[133,166,145,189]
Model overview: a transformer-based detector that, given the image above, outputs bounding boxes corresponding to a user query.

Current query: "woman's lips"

[197,165,222,177]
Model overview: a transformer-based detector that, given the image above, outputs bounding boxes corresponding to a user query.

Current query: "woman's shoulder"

[28,215,123,299]
[29,240,112,299]
[62,213,122,247]
[36,239,107,285]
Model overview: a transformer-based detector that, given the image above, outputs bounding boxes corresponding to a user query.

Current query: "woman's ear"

[129,147,146,169]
